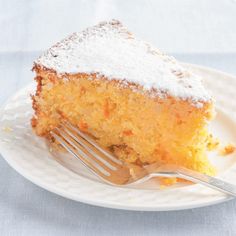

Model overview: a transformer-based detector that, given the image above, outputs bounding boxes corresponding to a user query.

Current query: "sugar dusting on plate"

[36,20,211,107]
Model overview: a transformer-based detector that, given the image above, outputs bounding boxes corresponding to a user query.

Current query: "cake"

[32,20,216,176]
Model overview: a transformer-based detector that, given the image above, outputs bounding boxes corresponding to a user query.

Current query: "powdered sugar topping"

[36,20,211,107]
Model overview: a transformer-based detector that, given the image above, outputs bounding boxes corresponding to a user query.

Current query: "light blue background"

[1,1,236,235]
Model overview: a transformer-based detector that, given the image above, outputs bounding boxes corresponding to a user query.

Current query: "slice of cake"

[32,20,216,176]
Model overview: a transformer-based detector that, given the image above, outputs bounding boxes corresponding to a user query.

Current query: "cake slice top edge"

[34,19,212,108]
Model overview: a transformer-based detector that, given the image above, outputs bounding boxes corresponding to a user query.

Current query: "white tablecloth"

[1,1,236,235]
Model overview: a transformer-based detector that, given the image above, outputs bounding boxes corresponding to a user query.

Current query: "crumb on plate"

[159,184,167,190]
[220,144,236,156]
[2,126,13,133]
[207,134,220,151]
[159,177,177,186]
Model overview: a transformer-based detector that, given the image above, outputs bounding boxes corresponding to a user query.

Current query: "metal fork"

[51,122,236,197]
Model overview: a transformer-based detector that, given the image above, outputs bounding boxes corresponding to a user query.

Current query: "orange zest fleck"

[80,86,86,95]
[78,119,88,132]
[122,130,133,136]
[103,99,110,118]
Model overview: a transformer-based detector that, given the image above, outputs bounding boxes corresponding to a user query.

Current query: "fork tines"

[50,122,123,178]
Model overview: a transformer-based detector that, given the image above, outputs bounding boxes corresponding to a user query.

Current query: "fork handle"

[176,167,236,197]
[152,167,236,197]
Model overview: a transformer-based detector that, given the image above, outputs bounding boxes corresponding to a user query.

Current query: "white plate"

[1,63,236,211]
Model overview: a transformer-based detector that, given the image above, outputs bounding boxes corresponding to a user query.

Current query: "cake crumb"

[220,144,236,156]
[129,168,136,179]
[2,126,13,133]
[159,184,167,190]
[207,134,220,151]
[128,164,144,179]
[159,177,177,186]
